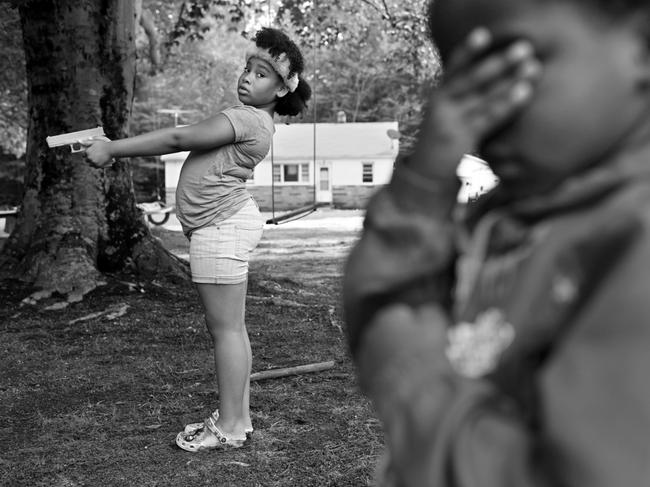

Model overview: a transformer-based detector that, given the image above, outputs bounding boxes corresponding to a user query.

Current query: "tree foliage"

[274,0,438,149]
[132,16,251,134]
[3,0,439,156]
[166,0,266,43]
[135,0,439,137]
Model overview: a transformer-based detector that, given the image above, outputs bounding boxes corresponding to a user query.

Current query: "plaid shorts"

[189,198,264,284]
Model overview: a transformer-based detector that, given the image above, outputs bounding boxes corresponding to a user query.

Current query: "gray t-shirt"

[175,105,274,236]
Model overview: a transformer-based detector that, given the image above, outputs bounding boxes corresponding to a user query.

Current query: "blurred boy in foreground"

[344,0,650,485]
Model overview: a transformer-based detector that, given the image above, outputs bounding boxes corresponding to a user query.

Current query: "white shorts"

[189,198,264,284]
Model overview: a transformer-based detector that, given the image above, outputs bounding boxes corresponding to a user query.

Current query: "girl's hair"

[253,27,312,117]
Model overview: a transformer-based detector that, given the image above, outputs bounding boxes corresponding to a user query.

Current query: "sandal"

[184,410,254,438]
[175,414,247,452]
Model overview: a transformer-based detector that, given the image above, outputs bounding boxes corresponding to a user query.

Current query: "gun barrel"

[46,127,105,148]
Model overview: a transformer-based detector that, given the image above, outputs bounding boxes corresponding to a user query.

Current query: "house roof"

[267,121,399,161]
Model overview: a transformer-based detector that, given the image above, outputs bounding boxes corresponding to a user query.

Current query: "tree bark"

[0,0,189,303]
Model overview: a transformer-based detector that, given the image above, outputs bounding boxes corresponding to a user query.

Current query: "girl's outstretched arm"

[82,113,236,168]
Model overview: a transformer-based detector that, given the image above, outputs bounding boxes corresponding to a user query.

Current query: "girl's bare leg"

[196,282,250,437]
[243,322,253,431]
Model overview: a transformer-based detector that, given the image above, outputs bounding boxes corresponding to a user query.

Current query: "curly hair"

[253,27,312,117]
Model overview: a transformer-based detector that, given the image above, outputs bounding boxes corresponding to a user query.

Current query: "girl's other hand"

[81,136,114,168]
[409,27,541,180]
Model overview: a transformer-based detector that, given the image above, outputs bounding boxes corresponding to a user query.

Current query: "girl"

[345,0,650,485]
[84,27,311,452]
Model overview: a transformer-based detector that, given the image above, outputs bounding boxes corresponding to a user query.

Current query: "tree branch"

[139,7,161,73]
[357,0,391,20]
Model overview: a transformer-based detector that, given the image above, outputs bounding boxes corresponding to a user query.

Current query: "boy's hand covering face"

[410,28,541,179]
[446,28,540,134]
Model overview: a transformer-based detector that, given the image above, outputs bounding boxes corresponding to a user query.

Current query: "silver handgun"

[46,127,105,153]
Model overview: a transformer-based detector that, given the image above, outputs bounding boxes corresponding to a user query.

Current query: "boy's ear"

[276,87,289,98]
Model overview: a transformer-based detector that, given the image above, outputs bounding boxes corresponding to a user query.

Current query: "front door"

[316,162,333,203]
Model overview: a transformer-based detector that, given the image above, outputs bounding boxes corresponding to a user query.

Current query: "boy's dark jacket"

[344,151,650,486]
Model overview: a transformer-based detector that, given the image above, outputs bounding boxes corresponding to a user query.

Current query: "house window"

[362,162,374,183]
[301,163,309,181]
[273,163,310,183]
[284,164,299,182]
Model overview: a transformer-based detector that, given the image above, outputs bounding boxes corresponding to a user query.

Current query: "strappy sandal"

[175,414,247,452]
[184,410,254,438]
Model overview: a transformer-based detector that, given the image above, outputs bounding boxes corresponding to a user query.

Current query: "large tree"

[0,0,188,305]
[0,0,165,158]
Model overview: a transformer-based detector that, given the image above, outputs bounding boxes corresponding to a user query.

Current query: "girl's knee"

[205,315,245,338]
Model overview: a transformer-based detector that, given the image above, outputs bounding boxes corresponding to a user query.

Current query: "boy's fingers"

[463,78,536,137]
[448,40,536,97]
[445,27,492,77]
[453,53,541,135]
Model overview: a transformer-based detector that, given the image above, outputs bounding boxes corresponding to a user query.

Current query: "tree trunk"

[0,0,189,303]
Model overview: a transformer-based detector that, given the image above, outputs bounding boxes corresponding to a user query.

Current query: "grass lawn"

[0,212,384,486]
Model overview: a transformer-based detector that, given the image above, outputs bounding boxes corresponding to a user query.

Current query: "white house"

[162,121,400,211]
[249,121,399,210]
[456,154,499,203]
[161,121,498,211]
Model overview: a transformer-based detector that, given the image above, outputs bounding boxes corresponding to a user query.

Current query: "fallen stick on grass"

[250,360,335,382]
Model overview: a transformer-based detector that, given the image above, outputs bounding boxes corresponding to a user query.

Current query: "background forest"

[1,0,439,160]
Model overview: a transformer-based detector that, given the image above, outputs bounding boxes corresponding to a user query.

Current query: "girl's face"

[237,57,286,109]
[431,0,650,196]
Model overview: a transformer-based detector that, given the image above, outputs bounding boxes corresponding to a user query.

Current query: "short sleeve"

[221,105,268,143]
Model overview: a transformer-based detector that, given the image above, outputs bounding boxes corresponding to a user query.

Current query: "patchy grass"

[0,218,383,486]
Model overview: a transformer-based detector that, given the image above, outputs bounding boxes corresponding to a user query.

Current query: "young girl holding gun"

[83,27,311,453]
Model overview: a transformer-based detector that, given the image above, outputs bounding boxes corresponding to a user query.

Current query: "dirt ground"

[0,208,386,487]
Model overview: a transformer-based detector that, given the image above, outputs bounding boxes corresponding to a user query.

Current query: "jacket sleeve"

[343,161,460,356]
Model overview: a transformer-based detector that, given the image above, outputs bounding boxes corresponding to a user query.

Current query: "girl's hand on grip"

[81,137,114,168]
